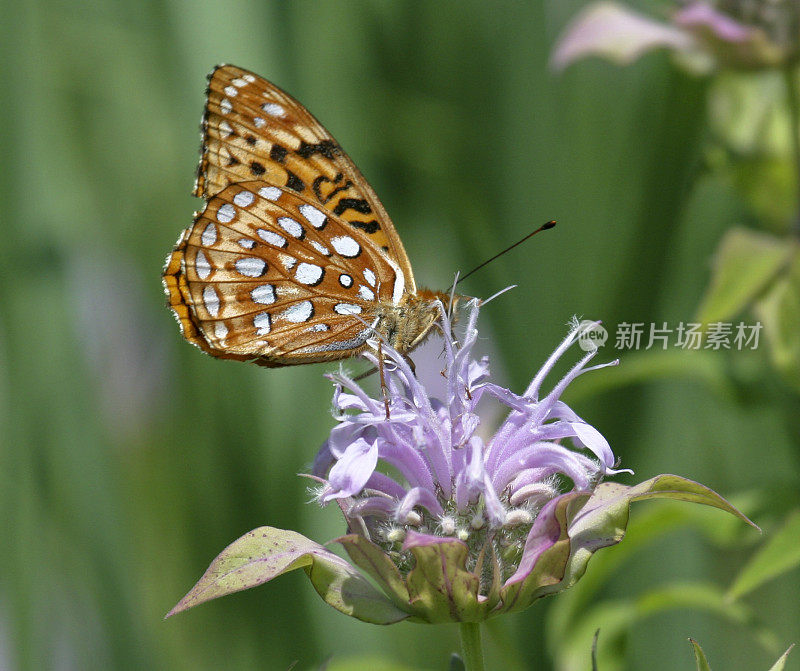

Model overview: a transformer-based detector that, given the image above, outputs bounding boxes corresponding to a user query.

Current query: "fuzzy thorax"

[374,288,464,354]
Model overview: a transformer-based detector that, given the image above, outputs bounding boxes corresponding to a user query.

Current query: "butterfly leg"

[377,340,391,419]
[352,365,378,382]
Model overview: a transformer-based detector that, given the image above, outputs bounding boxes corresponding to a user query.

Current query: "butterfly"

[162,64,462,367]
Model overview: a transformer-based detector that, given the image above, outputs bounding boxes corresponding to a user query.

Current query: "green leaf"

[637,583,778,652]
[569,475,758,541]
[768,645,795,671]
[552,600,636,671]
[562,476,757,597]
[728,510,800,601]
[689,639,713,671]
[728,155,795,230]
[637,582,751,625]
[546,475,760,654]
[553,583,764,671]
[624,476,759,528]
[754,253,800,392]
[546,495,759,655]
[695,228,794,325]
[167,526,408,624]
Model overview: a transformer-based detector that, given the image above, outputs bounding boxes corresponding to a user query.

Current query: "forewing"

[195,64,415,292]
[163,182,403,366]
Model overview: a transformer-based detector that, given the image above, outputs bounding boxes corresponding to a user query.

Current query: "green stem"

[782,63,800,235]
[458,622,485,671]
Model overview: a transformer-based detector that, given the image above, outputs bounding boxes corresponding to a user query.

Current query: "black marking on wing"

[270,144,288,163]
[333,198,372,216]
[350,220,380,234]
[311,175,329,202]
[250,161,266,176]
[312,172,349,203]
[286,170,305,192]
[326,196,381,233]
[295,140,339,159]
[327,180,354,203]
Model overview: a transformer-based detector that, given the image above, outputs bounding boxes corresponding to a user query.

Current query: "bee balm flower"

[312,302,627,592]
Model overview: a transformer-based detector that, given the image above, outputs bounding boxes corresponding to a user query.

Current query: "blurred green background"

[2,1,799,669]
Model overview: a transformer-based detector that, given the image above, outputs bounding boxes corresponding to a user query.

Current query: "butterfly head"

[374,288,469,355]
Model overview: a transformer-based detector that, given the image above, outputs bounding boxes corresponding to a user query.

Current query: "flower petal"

[570,421,616,470]
[491,441,598,492]
[454,436,485,509]
[551,1,694,70]
[167,526,407,624]
[394,486,445,520]
[322,438,378,501]
[673,1,784,68]
[311,439,334,478]
[674,2,754,44]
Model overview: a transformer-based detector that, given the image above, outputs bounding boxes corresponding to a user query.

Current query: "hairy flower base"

[167,475,755,624]
[359,481,559,585]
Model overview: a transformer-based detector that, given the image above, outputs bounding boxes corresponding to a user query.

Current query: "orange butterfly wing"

[164,181,410,366]
[194,64,415,291]
[163,65,454,366]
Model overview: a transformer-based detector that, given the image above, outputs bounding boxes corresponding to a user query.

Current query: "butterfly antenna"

[455,220,556,286]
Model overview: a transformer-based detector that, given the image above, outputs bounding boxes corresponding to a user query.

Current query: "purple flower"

[551,1,794,73]
[313,300,627,578]
[168,302,755,625]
